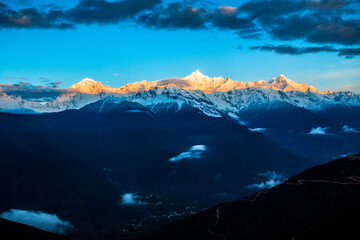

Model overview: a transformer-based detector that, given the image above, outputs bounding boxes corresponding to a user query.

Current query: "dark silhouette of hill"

[0,218,70,240]
[148,153,360,240]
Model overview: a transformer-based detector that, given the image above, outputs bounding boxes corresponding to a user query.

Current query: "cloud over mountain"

[0,81,69,100]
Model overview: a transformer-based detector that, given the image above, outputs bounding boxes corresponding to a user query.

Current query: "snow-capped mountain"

[1,71,359,118]
[0,93,43,110]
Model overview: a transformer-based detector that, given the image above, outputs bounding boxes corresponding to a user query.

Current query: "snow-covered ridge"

[68,70,333,94]
[0,71,359,117]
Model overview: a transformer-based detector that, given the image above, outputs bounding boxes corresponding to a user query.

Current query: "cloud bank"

[0,209,73,235]
[247,171,287,190]
[169,145,207,162]
[249,45,360,59]
[308,126,329,135]
[1,0,359,58]
[0,81,70,100]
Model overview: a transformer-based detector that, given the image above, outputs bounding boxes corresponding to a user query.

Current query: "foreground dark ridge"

[147,153,360,240]
[0,218,70,240]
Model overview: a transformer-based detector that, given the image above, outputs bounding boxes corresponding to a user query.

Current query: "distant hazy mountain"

[147,153,360,240]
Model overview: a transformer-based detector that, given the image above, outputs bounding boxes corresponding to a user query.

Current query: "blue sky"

[1,0,360,94]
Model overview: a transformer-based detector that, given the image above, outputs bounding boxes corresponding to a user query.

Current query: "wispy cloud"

[0,81,69,100]
[0,209,73,235]
[249,127,266,132]
[316,68,360,79]
[249,45,360,59]
[113,74,122,77]
[169,145,207,162]
[247,171,287,190]
[343,125,360,133]
[308,126,329,135]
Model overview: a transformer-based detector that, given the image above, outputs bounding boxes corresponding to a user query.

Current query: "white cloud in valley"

[169,145,207,162]
[308,127,329,135]
[120,193,147,206]
[0,209,73,235]
[247,171,287,190]
[343,125,359,133]
[249,128,266,133]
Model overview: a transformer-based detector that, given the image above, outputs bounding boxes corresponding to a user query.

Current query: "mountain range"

[0,71,359,239]
[0,97,316,239]
[1,71,359,163]
[1,71,359,115]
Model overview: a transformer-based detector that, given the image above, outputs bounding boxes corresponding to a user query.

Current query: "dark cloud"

[0,0,359,57]
[0,0,161,29]
[67,0,161,24]
[243,4,360,45]
[307,0,348,10]
[211,6,253,30]
[264,14,320,41]
[338,47,360,58]
[240,0,301,19]
[46,81,62,88]
[136,0,360,46]
[137,2,208,29]
[240,0,349,19]
[0,4,73,29]
[249,44,360,58]
[306,19,360,45]
[249,45,337,55]
[0,81,69,99]
[137,3,256,31]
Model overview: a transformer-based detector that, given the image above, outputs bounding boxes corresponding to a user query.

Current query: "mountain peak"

[187,70,209,80]
[268,75,322,93]
[276,74,295,83]
[71,78,105,94]
[78,78,97,83]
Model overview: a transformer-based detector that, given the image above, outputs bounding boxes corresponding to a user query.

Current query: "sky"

[1,0,360,97]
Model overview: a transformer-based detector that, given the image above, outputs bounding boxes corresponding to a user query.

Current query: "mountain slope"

[147,153,360,240]
[0,102,313,238]
[0,218,70,240]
